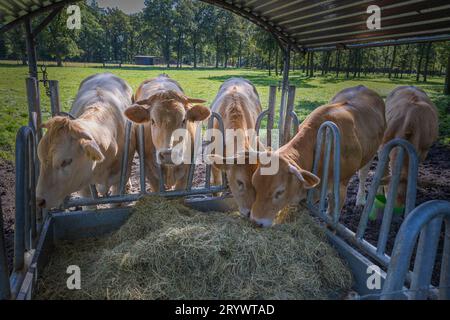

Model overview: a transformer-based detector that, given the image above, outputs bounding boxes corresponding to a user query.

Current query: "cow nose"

[250,216,273,228]
[157,150,172,164]
[37,198,46,209]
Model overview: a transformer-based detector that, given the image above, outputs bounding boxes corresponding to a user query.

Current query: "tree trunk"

[423,43,432,82]
[193,42,197,69]
[275,48,279,76]
[346,50,352,79]
[215,36,220,68]
[309,51,314,77]
[388,46,397,79]
[336,50,341,78]
[445,53,450,95]
[416,44,424,82]
[268,48,272,76]
[383,47,390,75]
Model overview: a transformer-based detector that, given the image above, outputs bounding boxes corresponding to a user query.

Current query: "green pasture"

[0,63,449,161]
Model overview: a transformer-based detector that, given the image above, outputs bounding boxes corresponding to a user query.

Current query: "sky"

[96,0,146,14]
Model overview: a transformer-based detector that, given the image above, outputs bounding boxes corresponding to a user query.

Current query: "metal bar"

[377,147,405,255]
[14,127,35,272]
[25,77,42,142]
[306,121,341,223]
[440,217,450,299]
[119,121,132,195]
[382,200,450,300]
[283,86,296,144]
[318,128,332,218]
[278,45,291,146]
[410,216,443,300]
[0,197,11,300]
[138,125,146,194]
[48,80,61,116]
[290,111,300,135]
[186,123,202,192]
[357,139,419,240]
[89,185,99,199]
[267,86,277,148]
[63,186,228,208]
[27,135,37,248]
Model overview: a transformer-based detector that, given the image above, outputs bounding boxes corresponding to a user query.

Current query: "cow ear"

[186,97,207,104]
[81,139,105,162]
[125,105,150,124]
[187,105,211,122]
[288,164,320,189]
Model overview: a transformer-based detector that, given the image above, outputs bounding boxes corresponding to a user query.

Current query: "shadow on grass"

[202,74,319,88]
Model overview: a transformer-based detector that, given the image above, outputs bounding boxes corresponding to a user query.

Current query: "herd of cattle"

[35,73,439,228]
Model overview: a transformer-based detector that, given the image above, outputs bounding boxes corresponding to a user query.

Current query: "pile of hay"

[36,196,352,300]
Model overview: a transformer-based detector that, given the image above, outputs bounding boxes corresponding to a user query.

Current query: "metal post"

[278,45,291,146]
[24,19,38,79]
[26,77,42,142]
[283,86,296,144]
[267,86,276,148]
[0,197,11,300]
[49,80,61,116]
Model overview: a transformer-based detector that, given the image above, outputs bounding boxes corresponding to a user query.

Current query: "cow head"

[125,91,209,165]
[251,153,320,227]
[207,152,258,218]
[36,117,105,209]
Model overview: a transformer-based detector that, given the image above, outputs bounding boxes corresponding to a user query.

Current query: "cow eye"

[274,189,285,200]
[61,159,73,168]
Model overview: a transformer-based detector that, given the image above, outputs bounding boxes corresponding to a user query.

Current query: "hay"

[36,196,353,300]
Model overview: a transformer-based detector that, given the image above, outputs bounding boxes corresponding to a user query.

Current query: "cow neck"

[279,122,318,172]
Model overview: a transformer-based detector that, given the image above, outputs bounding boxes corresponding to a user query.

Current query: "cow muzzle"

[250,216,274,228]
[157,148,184,166]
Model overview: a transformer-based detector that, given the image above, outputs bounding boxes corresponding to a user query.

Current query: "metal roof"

[1,0,450,51]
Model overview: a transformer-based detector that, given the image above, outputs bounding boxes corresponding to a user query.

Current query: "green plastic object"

[369,195,405,221]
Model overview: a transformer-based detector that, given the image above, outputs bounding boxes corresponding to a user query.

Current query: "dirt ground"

[1,143,450,279]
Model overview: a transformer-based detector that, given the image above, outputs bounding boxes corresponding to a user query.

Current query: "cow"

[124,75,210,191]
[207,78,263,217]
[250,85,386,227]
[381,86,439,207]
[36,73,136,209]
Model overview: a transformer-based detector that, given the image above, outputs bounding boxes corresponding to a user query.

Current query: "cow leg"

[327,182,348,218]
[356,160,372,207]
[211,166,223,186]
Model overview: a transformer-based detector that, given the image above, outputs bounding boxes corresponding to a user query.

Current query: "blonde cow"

[36,73,136,209]
[124,75,210,191]
[382,86,439,207]
[250,85,386,227]
[208,78,263,217]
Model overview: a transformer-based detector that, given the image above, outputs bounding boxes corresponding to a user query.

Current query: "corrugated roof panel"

[0,0,449,51]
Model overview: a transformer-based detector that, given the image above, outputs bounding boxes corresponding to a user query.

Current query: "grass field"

[0,63,449,161]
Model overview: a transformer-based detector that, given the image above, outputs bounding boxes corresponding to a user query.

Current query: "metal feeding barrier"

[0,77,450,300]
[306,123,450,299]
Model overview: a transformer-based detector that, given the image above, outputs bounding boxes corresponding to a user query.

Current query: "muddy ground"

[1,143,450,281]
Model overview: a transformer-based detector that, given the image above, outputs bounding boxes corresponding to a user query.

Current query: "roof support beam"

[32,6,64,38]
[25,18,37,78]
